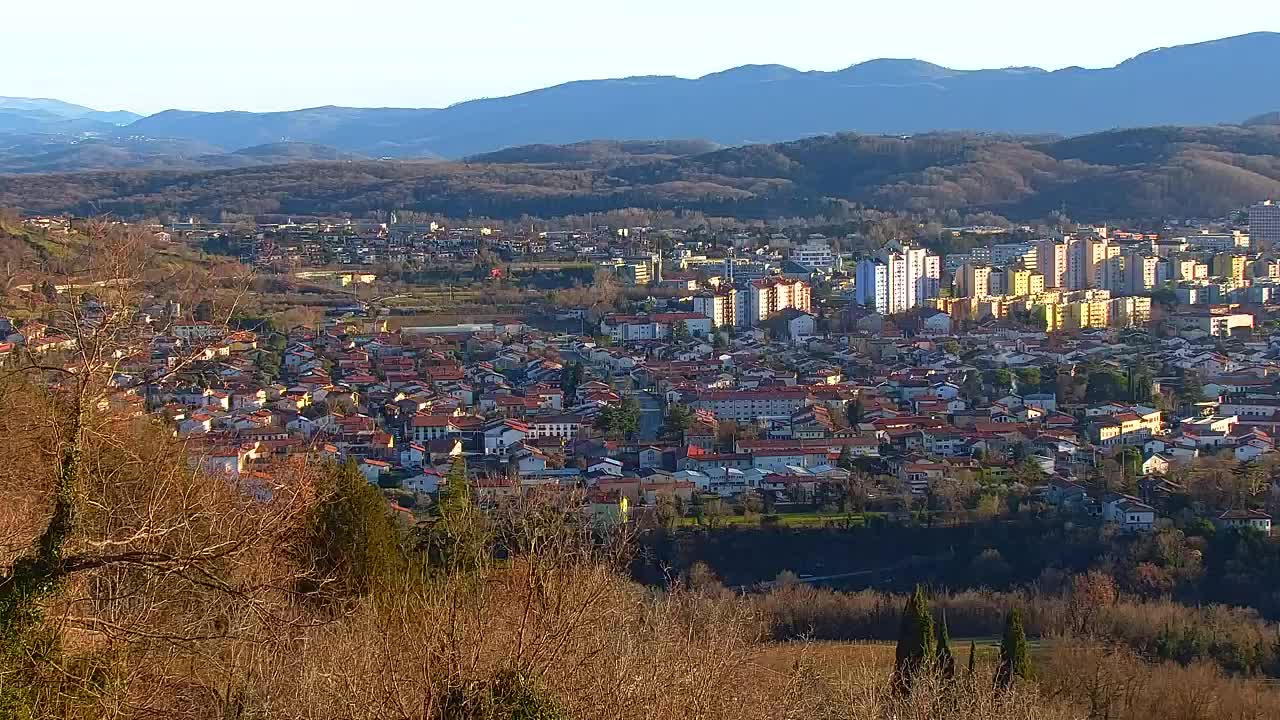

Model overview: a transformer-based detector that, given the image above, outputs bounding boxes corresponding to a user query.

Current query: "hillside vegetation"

[3,125,1280,222]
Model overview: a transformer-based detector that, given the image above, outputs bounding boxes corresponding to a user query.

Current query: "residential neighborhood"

[7,209,1280,540]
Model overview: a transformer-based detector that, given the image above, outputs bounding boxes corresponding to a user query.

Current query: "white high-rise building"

[855,243,940,315]
[884,252,908,315]
[1064,236,1116,290]
[1035,240,1068,288]
[854,259,889,313]
[1251,201,1280,251]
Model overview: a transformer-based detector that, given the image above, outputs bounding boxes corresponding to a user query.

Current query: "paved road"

[560,344,663,442]
[637,391,664,442]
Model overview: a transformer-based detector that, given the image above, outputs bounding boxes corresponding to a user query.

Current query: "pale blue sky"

[6,0,1277,114]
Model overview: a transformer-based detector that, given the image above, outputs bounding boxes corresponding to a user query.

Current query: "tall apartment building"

[1212,254,1248,285]
[1250,200,1280,251]
[1064,236,1118,291]
[1100,255,1126,295]
[853,243,940,314]
[743,278,810,326]
[1095,241,1120,290]
[692,289,737,329]
[1125,251,1159,295]
[988,268,1007,297]
[1035,240,1068,288]
[854,259,890,313]
[1170,256,1199,281]
[1007,269,1044,297]
[1064,239,1088,290]
[1110,296,1153,328]
[957,263,993,299]
[921,252,942,303]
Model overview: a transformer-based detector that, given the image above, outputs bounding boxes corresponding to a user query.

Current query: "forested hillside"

[2,125,1279,222]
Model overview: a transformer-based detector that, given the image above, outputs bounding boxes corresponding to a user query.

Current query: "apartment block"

[744,278,810,326]
[1035,240,1068,288]
[1250,200,1280,251]
[692,289,737,329]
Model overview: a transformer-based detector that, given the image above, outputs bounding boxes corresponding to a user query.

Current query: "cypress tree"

[967,640,977,677]
[935,610,955,680]
[893,585,935,694]
[429,457,490,573]
[995,609,1031,689]
[305,459,404,597]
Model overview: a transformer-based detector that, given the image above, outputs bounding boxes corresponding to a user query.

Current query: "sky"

[5,0,1278,115]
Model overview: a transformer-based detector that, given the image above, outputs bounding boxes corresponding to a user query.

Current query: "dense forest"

[2,125,1279,223]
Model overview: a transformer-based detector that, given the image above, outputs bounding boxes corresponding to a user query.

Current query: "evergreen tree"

[845,398,865,426]
[663,404,694,440]
[305,460,404,597]
[837,444,854,470]
[995,609,1031,689]
[967,640,977,677]
[893,585,935,694]
[935,610,955,680]
[560,361,584,400]
[428,457,490,573]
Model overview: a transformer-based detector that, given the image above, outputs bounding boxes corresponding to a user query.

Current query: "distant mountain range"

[0,97,140,135]
[3,124,1278,223]
[0,135,368,174]
[2,32,1279,170]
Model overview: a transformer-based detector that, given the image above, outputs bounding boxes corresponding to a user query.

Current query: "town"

[5,200,1280,544]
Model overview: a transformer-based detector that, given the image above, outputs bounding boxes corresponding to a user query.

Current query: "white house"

[358,459,391,484]
[1217,509,1272,535]
[919,309,953,337]
[1141,453,1171,476]
[587,458,624,477]
[483,419,529,456]
[404,468,443,494]
[1102,494,1156,531]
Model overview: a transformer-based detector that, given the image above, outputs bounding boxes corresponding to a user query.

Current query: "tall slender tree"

[428,457,489,572]
[967,640,977,677]
[995,609,1031,689]
[935,610,955,680]
[893,585,935,694]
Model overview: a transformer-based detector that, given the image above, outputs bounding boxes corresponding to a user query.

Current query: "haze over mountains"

[1,32,1279,173]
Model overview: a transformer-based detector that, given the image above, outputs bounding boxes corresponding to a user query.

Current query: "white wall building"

[853,243,939,315]
[788,239,837,273]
